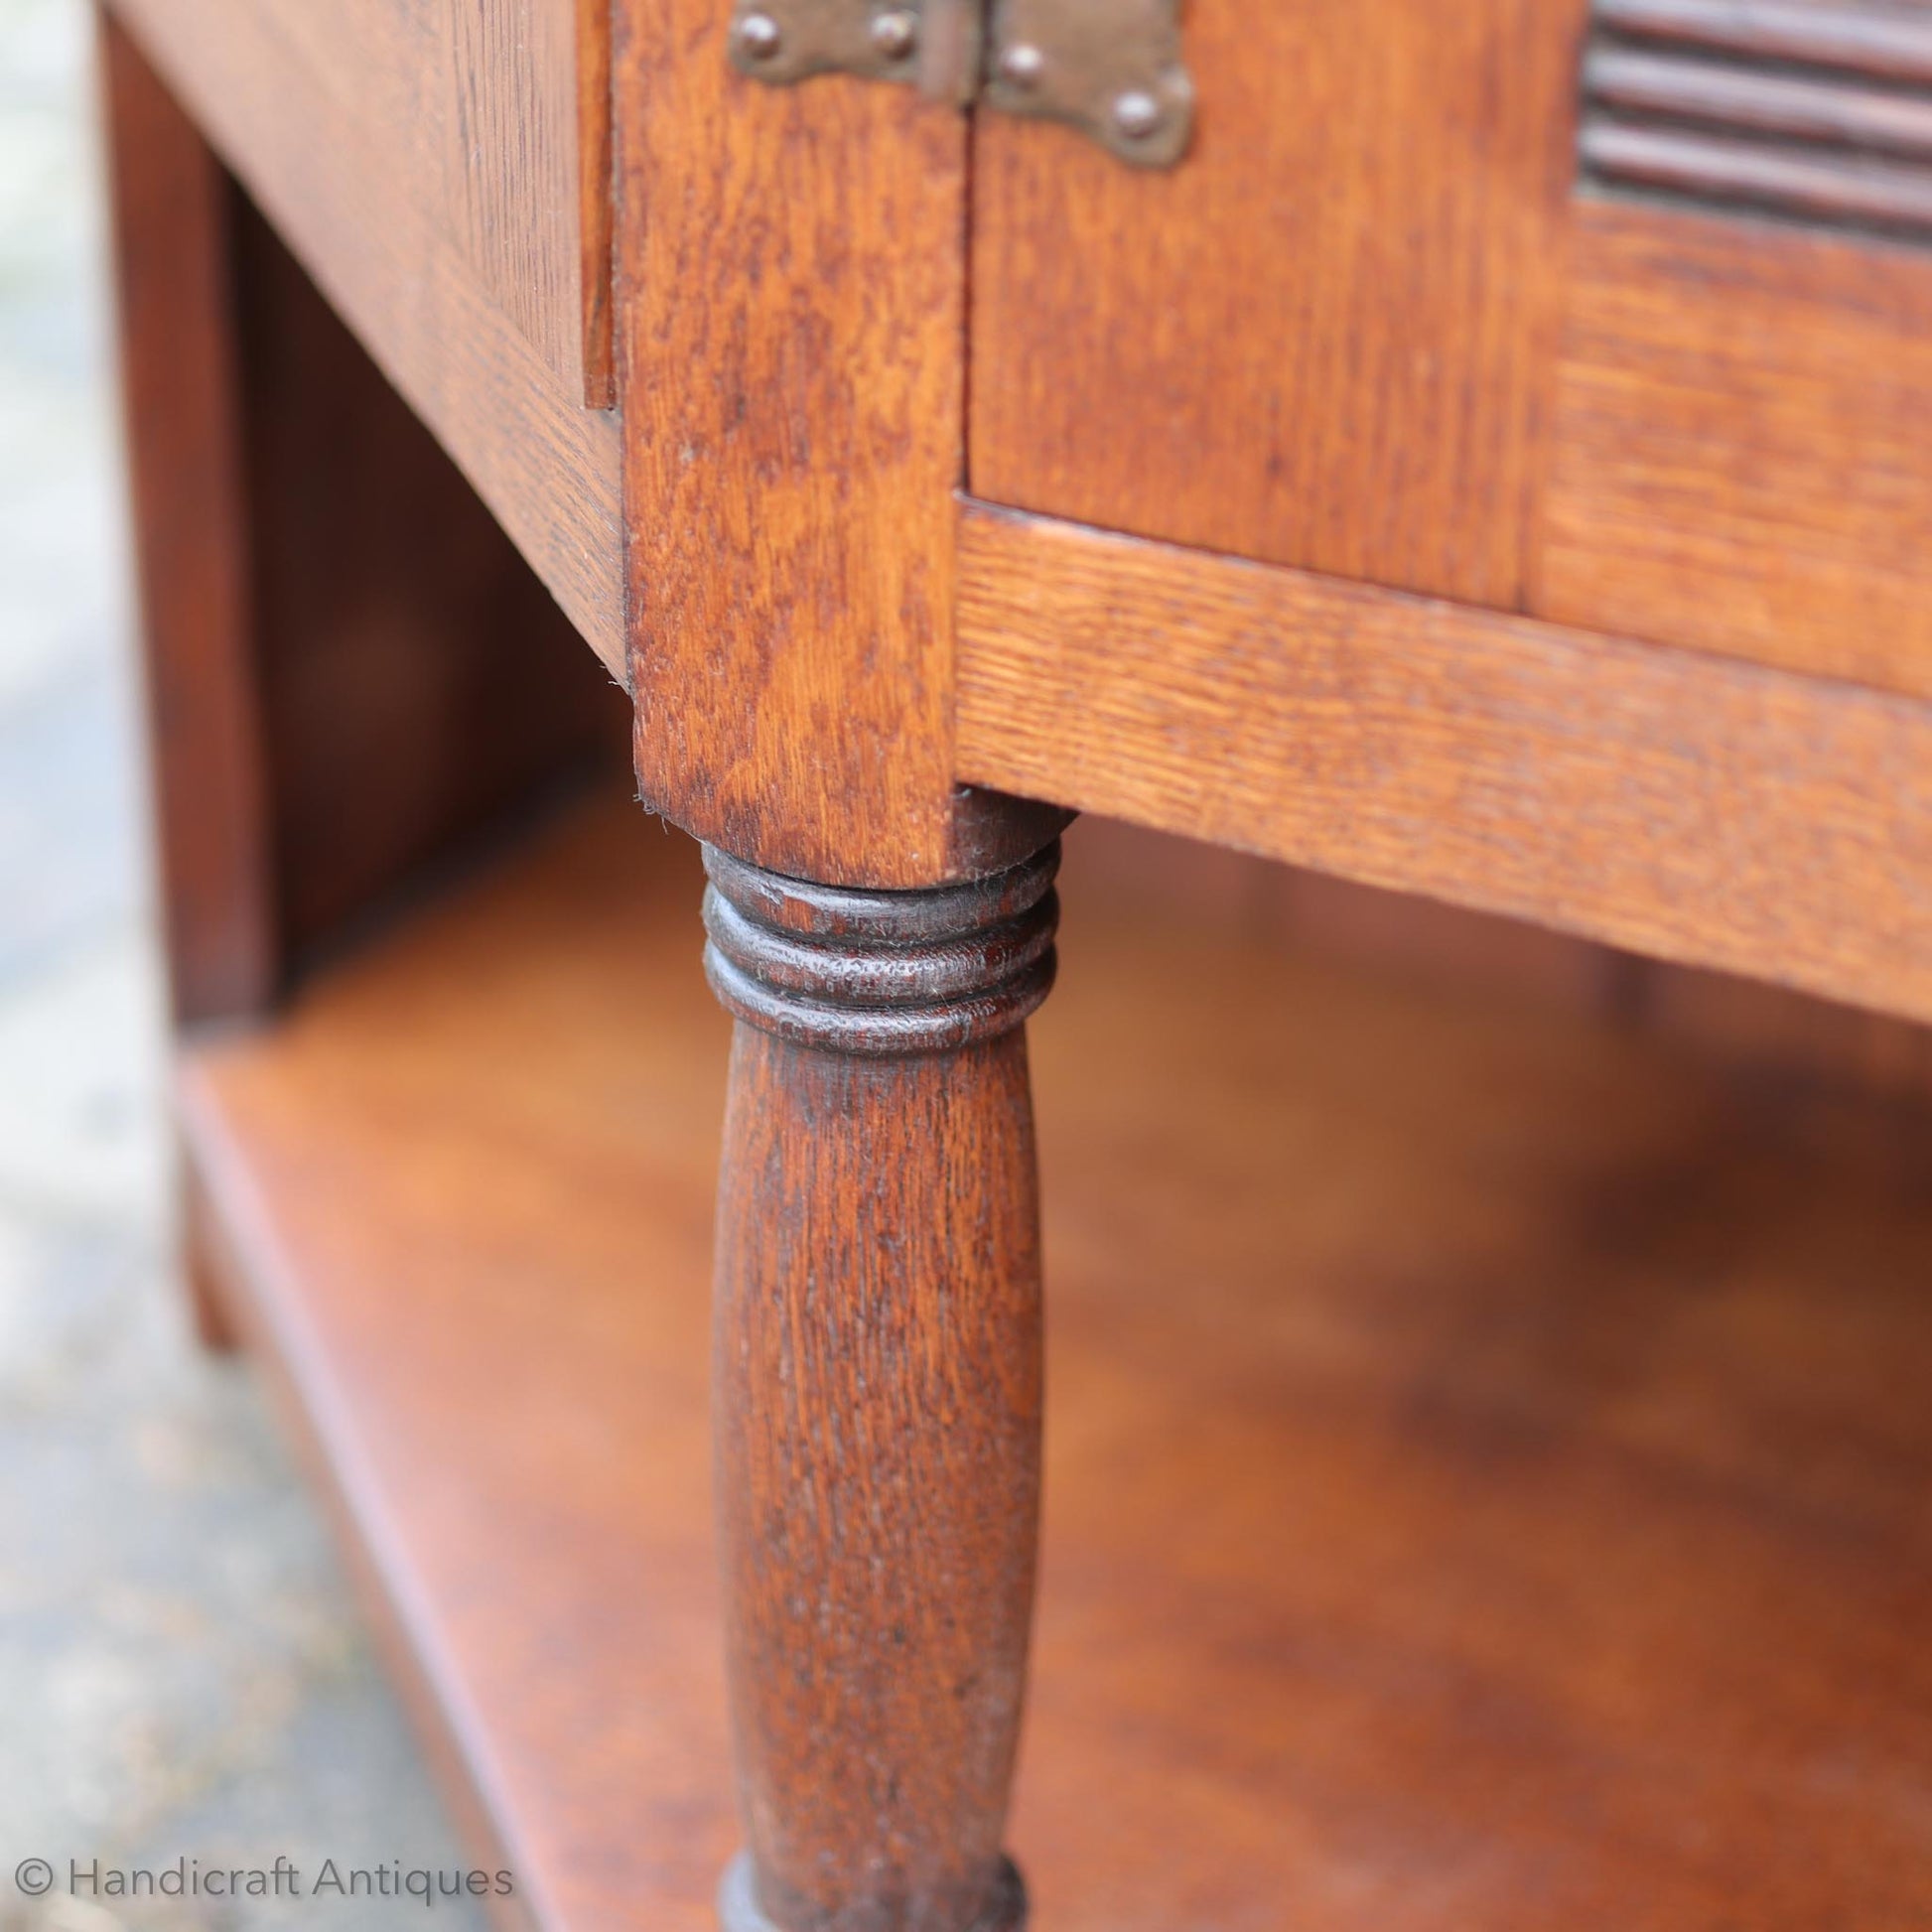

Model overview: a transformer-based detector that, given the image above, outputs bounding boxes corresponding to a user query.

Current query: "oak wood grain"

[106,0,625,672]
[179,785,1932,1931]
[575,0,615,408]
[969,0,1591,609]
[446,0,614,406]
[713,1027,1038,1932]
[955,502,1932,1026]
[704,852,1055,1930]
[1536,201,1932,701]
[716,1052,1038,1918]
[617,2,1056,888]
[211,0,612,404]
[704,853,1054,1930]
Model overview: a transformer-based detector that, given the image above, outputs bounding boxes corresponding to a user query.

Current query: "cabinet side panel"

[969,0,1591,610]
[445,0,613,404]
[107,0,625,661]
[233,0,609,405]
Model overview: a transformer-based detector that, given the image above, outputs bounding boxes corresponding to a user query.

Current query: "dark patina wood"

[705,842,1058,1932]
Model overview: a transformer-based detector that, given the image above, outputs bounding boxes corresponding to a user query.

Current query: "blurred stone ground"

[0,2,485,1924]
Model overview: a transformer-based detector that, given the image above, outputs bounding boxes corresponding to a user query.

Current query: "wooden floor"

[180,789,1932,1932]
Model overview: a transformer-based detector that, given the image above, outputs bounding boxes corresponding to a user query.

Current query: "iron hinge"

[728,0,1194,168]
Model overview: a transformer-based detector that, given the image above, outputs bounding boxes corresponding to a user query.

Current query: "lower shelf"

[181,789,1932,1931]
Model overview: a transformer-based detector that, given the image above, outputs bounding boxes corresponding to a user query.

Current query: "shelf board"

[181,789,1932,1931]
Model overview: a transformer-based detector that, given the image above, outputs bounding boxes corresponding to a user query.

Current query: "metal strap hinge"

[728,0,1194,168]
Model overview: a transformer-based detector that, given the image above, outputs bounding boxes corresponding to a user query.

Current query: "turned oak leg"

[703,842,1060,1932]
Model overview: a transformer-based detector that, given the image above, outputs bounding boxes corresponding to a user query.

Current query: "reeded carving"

[702,843,1060,1056]
[1583,0,1932,242]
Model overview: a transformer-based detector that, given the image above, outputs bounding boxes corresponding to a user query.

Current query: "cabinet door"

[969,0,1932,699]
[970,0,1593,612]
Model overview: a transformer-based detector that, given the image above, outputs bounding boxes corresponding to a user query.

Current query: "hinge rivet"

[1111,88,1163,141]
[870,9,918,60]
[996,42,1045,89]
[730,1,1192,170]
[736,10,783,59]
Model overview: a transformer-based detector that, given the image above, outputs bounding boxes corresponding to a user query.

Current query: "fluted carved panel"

[1583,0,1932,241]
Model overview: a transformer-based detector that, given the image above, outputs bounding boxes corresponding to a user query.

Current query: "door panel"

[1535,201,1932,703]
[968,0,1593,610]
[971,0,1932,707]
[1531,0,1932,699]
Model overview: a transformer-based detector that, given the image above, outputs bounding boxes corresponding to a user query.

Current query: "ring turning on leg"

[705,841,1058,1932]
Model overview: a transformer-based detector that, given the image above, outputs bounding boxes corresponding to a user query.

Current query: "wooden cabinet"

[99,0,1932,1926]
